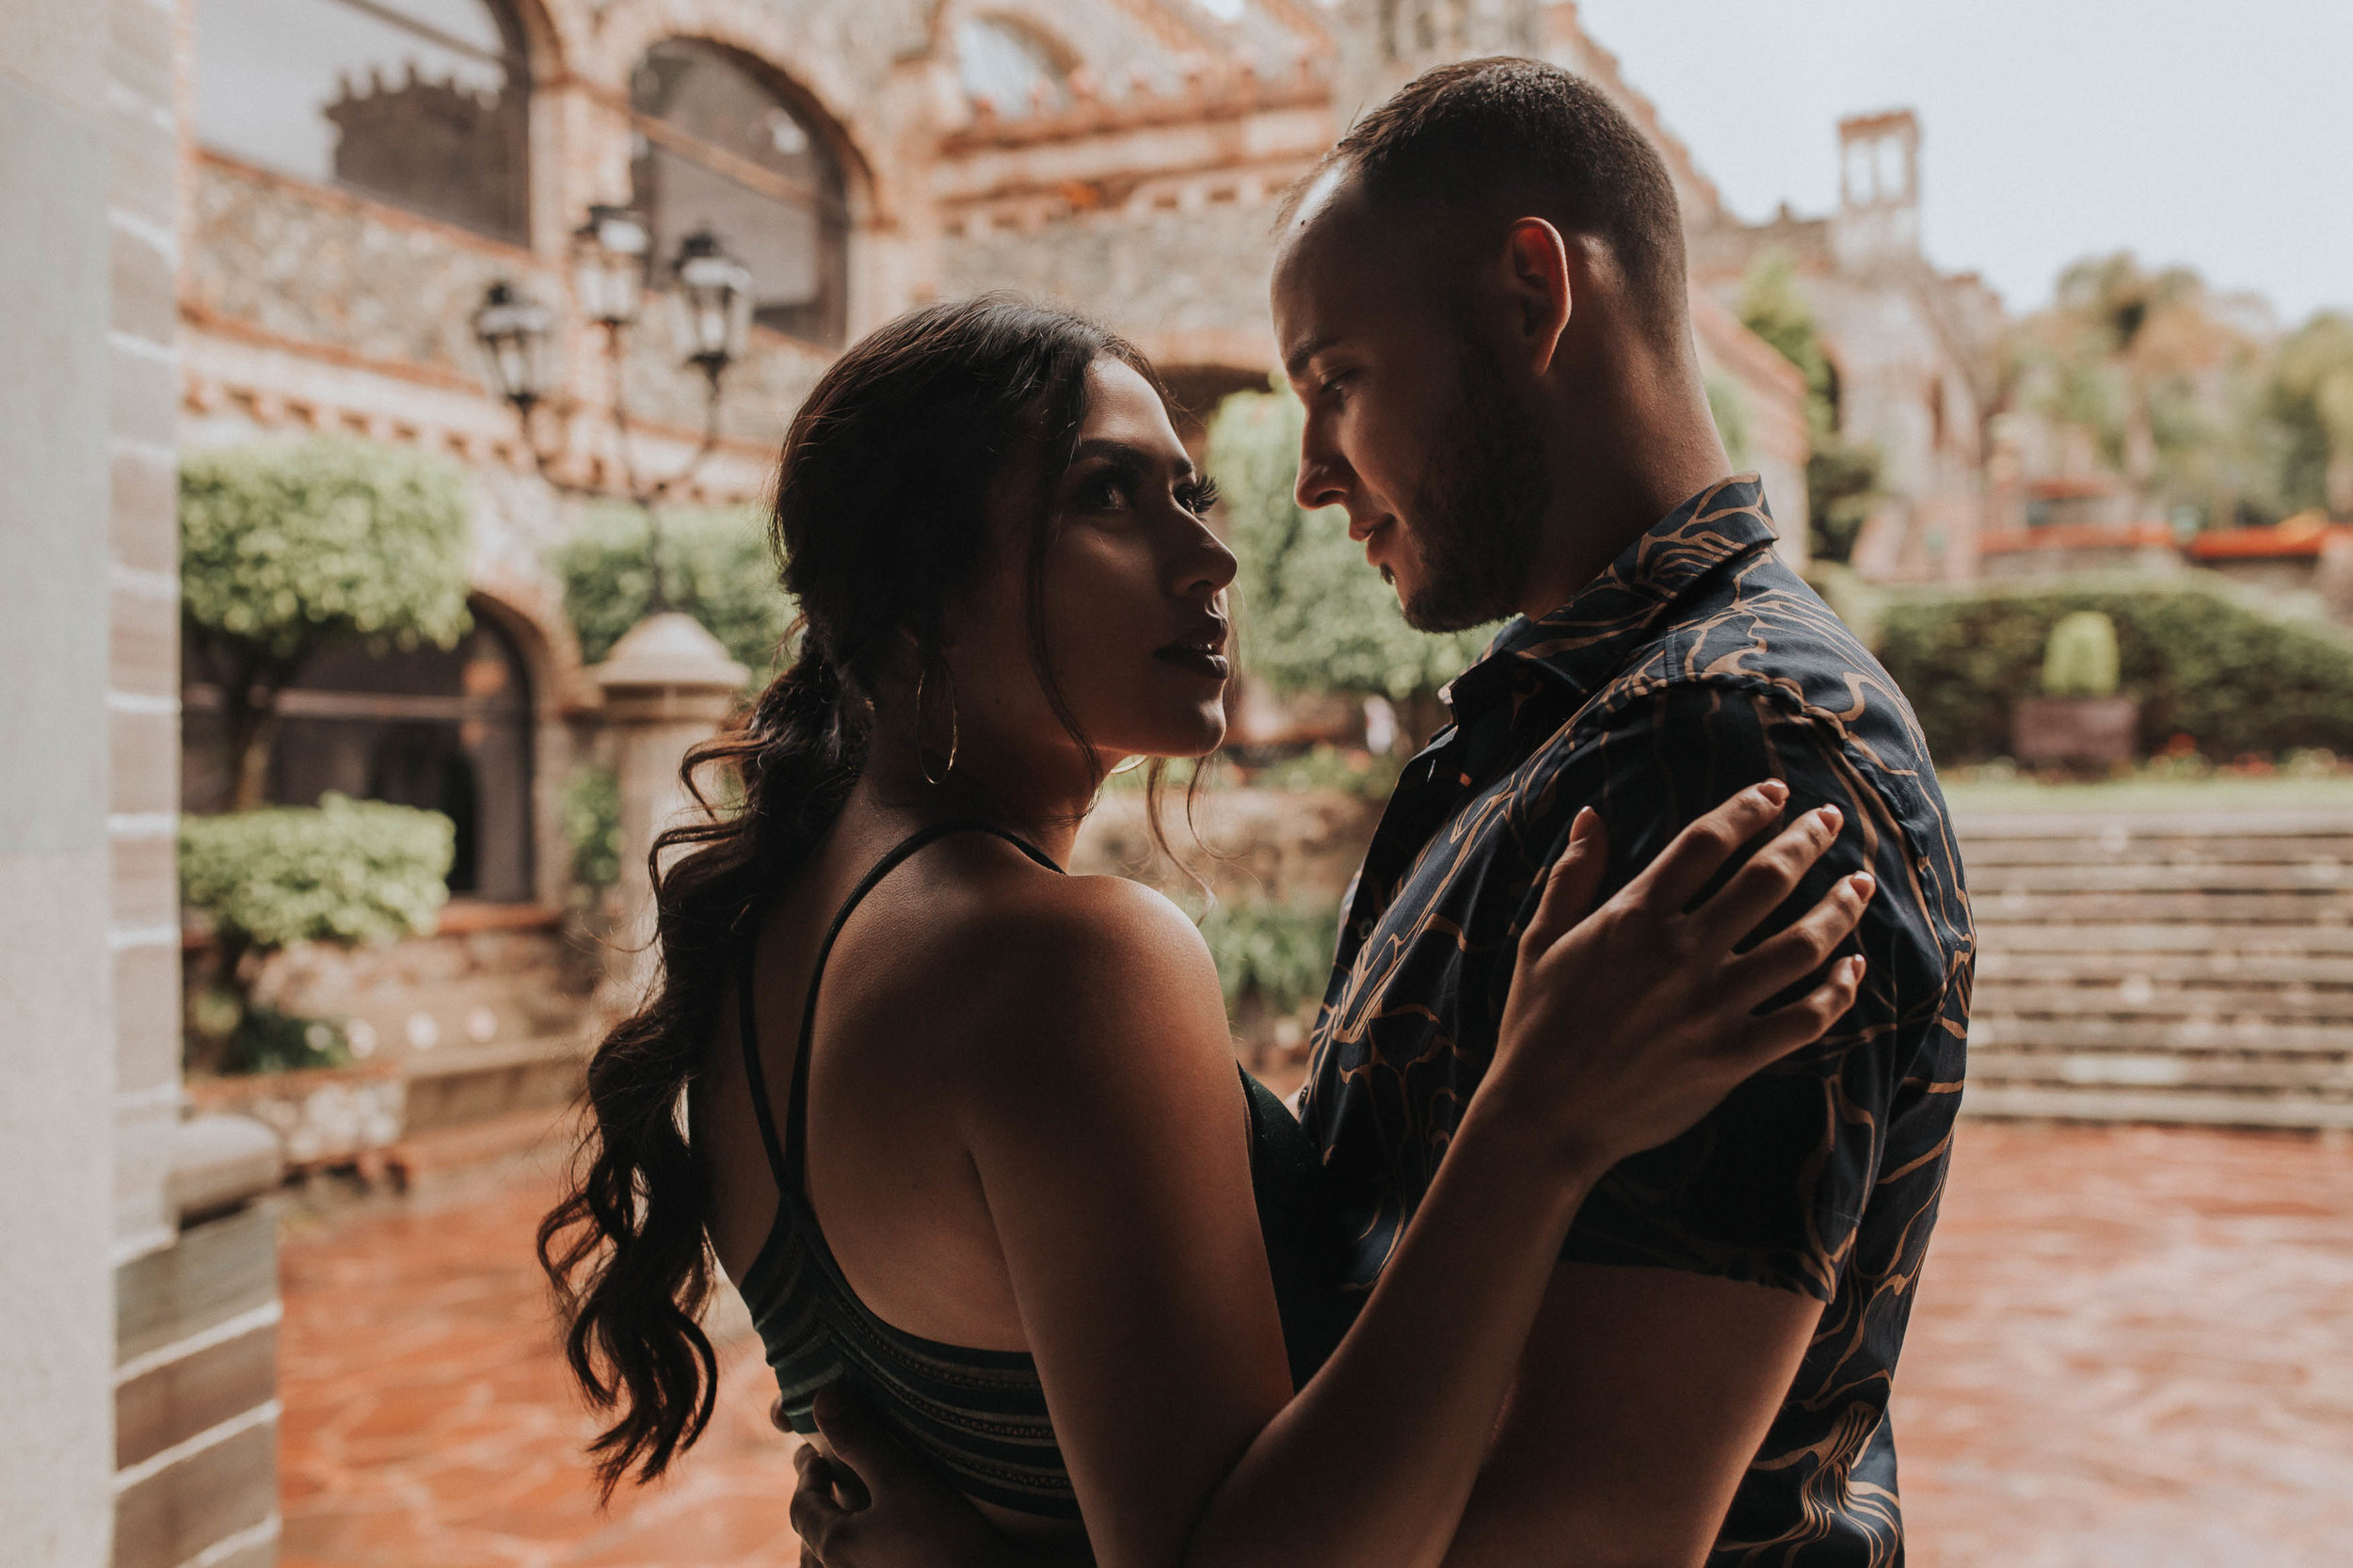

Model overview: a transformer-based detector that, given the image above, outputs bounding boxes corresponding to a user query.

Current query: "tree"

[2271,312,2353,519]
[551,503,793,684]
[1206,390,1491,712]
[1737,251,1884,563]
[2019,253,2274,529]
[181,439,473,808]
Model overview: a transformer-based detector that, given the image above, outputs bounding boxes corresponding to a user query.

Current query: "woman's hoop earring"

[1107,755,1148,777]
[916,656,959,786]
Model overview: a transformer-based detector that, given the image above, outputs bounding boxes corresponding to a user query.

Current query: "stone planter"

[2010,696,2141,767]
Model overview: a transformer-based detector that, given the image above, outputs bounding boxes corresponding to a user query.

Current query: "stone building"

[1691,107,2009,583]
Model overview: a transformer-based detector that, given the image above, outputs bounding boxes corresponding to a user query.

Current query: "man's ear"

[1500,217,1574,378]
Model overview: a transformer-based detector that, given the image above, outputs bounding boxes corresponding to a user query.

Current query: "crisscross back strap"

[738,821,1063,1201]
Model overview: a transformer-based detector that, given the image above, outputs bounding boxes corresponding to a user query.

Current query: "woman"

[538,297,1872,1568]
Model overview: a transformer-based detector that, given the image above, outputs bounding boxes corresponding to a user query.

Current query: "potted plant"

[2010,610,2140,768]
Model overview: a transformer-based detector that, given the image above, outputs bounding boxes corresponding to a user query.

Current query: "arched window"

[632,40,850,347]
[186,602,537,901]
[192,0,531,245]
[956,17,1069,117]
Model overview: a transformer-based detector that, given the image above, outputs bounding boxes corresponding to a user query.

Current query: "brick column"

[104,0,292,1562]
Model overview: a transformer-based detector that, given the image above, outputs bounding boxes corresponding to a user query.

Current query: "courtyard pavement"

[277,1117,2353,1568]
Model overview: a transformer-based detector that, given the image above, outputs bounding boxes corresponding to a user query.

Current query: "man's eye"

[1319,371,1355,401]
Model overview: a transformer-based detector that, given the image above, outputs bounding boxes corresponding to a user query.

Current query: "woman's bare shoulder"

[893,846,1232,1099]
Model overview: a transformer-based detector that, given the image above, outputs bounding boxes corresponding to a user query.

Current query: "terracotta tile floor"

[279,1119,2353,1568]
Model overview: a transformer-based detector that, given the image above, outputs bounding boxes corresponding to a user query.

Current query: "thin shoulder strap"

[737,821,1063,1202]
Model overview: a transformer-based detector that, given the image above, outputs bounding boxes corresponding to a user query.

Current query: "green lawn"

[1942,772,2353,813]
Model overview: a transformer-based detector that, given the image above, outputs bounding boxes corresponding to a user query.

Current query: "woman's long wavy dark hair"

[536,296,1179,1499]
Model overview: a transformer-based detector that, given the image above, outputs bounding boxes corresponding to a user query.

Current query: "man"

[796,57,1971,1566]
[1270,58,1971,1565]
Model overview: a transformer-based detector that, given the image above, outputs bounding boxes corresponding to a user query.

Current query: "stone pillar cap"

[169,1112,285,1222]
[591,611,749,695]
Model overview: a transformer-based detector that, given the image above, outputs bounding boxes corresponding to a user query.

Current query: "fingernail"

[1758,779,1789,804]
[1846,954,1867,979]
[1570,806,1596,842]
[1849,872,1876,896]
[1817,805,1844,832]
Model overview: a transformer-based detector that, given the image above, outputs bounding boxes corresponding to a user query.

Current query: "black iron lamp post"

[472,211,750,612]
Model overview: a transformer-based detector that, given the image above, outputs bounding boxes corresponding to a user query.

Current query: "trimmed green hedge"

[182,795,454,1075]
[552,504,793,682]
[180,438,472,662]
[1879,574,2353,761]
[181,794,454,952]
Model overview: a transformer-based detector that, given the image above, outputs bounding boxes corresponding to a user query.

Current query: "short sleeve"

[1539,680,1957,1301]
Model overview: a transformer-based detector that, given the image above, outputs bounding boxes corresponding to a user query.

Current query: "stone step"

[1969,861,2353,892]
[1956,810,2353,1127]
[1971,981,2353,1021]
[1959,1083,2353,1129]
[1970,1013,2353,1055]
[1974,920,2353,954]
[1971,889,2353,923]
[1978,950,2353,984]
[1960,833,2353,867]
[1968,1048,2353,1093]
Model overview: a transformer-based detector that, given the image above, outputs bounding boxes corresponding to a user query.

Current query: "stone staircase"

[1961,809,2353,1128]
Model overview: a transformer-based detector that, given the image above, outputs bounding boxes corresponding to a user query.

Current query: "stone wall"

[943,197,1289,355]
[0,0,121,1554]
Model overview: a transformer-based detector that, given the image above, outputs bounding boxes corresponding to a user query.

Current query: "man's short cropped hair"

[1312,57,1689,341]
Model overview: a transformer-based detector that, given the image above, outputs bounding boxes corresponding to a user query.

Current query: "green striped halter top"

[733,822,1350,1520]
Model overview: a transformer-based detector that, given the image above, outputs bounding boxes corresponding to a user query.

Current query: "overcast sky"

[1572,0,2351,328]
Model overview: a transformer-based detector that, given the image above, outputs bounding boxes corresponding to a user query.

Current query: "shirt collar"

[1442,474,1779,718]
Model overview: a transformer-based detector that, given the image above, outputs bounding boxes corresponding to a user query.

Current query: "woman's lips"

[1152,645,1231,680]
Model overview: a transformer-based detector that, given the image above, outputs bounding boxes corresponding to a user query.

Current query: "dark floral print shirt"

[1300,475,1973,1567]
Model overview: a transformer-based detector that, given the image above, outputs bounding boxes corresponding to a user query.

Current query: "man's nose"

[1294,443,1348,514]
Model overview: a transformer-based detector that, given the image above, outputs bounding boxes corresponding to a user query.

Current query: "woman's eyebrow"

[1071,439,1194,480]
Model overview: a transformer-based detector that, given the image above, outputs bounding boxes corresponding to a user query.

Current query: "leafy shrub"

[1207,391,1491,700]
[562,766,624,889]
[2041,611,2121,697]
[181,438,473,808]
[181,794,455,951]
[1879,574,2353,761]
[181,795,453,1075]
[552,504,793,682]
[1198,896,1340,1018]
[1249,744,1404,801]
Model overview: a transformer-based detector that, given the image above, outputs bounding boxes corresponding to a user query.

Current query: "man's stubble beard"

[1395,342,1552,634]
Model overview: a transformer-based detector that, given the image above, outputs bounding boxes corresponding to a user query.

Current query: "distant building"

[1691,107,2009,582]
